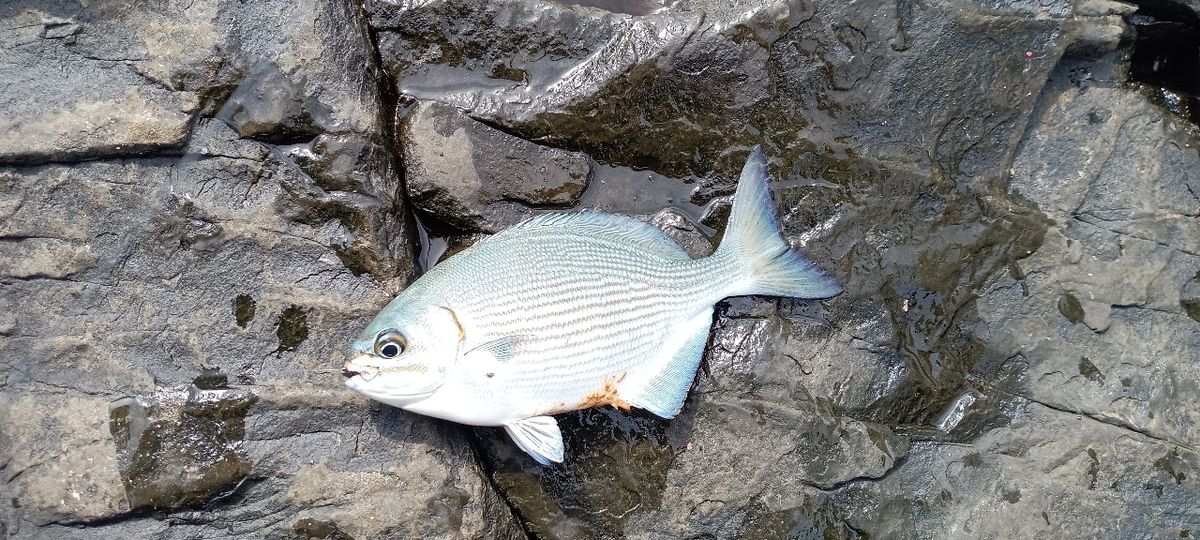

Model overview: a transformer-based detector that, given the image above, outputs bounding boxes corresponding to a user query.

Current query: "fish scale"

[342,147,843,465]
[440,233,709,409]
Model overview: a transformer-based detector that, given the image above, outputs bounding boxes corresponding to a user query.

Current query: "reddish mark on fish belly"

[578,373,631,412]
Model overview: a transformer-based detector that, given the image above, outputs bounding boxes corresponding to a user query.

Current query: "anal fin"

[503,416,564,465]
[628,308,713,419]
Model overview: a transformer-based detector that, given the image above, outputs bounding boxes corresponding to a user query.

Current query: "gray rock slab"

[816,17,1200,540]
[372,0,1070,182]
[0,3,209,163]
[0,0,524,538]
[980,47,1200,450]
[833,402,1199,538]
[0,140,520,539]
[402,99,592,233]
[370,1,1200,538]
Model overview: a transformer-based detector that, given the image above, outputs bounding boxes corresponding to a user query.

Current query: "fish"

[342,146,842,465]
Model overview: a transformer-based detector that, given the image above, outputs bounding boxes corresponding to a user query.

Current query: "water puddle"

[413,161,711,269]
[578,163,705,220]
[1129,9,1200,125]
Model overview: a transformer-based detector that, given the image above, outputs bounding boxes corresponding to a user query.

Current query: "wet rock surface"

[3,0,1199,539]
[402,100,592,233]
[109,377,258,511]
[0,0,520,538]
[371,0,1069,180]
[372,0,1199,538]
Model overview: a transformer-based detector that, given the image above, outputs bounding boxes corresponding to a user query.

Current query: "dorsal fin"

[498,211,691,260]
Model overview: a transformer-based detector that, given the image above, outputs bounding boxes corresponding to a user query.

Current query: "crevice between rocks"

[353,0,423,289]
[997,386,1198,454]
[0,146,189,169]
[355,1,534,537]
[461,427,538,540]
[44,507,156,529]
[1127,0,1200,125]
[802,454,912,494]
[356,0,411,210]
[1072,212,1200,257]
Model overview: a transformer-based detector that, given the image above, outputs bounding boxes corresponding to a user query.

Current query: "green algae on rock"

[108,375,258,510]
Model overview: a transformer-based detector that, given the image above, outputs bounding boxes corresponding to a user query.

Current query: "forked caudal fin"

[713,146,843,299]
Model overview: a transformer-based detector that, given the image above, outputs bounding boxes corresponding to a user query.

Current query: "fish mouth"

[342,355,377,381]
[342,367,380,384]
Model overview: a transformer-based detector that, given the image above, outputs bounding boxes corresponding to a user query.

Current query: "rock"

[822,16,1200,538]
[402,100,592,233]
[216,61,329,143]
[370,1,1200,538]
[109,380,258,512]
[5,0,1200,537]
[371,0,1071,181]
[831,403,1200,537]
[1075,0,1138,17]
[0,5,211,164]
[259,392,524,540]
[1182,274,1200,323]
[0,0,523,538]
[0,395,131,525]
[647,208,714,259]
[0,87,195,165]
[624,396,909,537]
[979,44,1200,451]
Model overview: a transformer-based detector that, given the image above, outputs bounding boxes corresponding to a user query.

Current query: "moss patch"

[1058,293,1085,324]
[276,305,309,352]
[233,294,256,328]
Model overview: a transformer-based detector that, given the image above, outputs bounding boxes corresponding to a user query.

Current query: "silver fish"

[343,147,841,464]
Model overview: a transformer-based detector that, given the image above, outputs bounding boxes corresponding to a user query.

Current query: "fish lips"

[341,356,436,404]
[342,356,379,382]
[343,355,379,384]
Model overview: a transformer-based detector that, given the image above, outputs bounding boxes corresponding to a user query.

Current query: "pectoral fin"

[463,335,526,364]
[503,416,564,465]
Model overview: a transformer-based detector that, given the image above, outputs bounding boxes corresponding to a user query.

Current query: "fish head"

[342,303,462,407]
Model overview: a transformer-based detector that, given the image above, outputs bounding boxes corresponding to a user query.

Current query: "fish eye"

[374,330,407,359]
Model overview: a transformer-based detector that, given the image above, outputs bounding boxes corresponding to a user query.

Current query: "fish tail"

[711,146,842,299]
